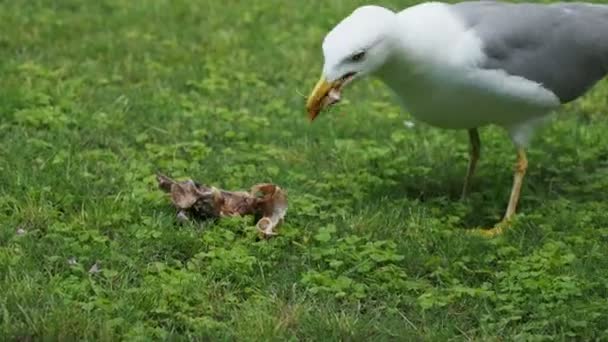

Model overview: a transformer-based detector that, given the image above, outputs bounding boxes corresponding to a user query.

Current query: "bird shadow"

[362,154,608,230]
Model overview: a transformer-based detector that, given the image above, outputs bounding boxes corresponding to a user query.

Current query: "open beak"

[306,76,337,121]
[306,73,355,121]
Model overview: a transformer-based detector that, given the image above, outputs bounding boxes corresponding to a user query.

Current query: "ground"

[1,0,608,340]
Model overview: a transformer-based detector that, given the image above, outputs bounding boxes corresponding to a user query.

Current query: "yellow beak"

[306,75,338,121]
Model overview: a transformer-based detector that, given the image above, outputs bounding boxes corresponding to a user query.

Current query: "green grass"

[2,0,608,340]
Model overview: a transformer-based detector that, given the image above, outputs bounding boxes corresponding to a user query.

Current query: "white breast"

[375,2,560,130]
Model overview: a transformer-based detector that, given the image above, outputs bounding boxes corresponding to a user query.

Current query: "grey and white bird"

[306,1,608,236]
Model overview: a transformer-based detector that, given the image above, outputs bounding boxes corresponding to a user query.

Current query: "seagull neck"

[374,43,420,89]
[369,12,424,93]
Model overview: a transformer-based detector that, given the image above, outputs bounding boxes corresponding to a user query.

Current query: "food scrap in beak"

[306,76,338,121]
[306,73,355,121]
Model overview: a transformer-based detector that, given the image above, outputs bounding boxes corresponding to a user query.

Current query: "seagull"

[306,1,608,236]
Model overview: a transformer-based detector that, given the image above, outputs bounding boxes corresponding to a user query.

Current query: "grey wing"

[451,1,608,103]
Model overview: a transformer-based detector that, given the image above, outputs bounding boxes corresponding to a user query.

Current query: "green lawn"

[2,0,608,340]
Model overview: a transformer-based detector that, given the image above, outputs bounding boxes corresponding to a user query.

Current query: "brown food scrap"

[156,173,287,238]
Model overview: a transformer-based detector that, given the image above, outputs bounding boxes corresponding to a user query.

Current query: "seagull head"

[306,5,397,121]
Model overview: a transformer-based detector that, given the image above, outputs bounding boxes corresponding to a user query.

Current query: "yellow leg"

[476,148,528,237]
[461,128,480,200]
[504,149,528,220]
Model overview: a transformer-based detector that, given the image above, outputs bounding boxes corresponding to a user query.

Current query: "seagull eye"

[350,51,366,62]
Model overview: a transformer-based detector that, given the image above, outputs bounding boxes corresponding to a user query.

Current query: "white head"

[306,6,398,120]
